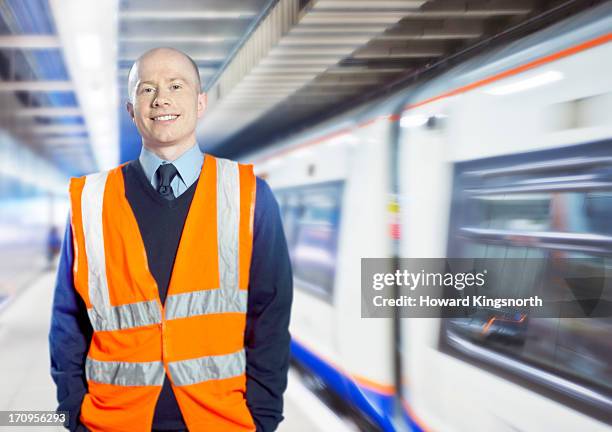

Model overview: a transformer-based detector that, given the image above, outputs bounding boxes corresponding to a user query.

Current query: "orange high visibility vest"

[68,154,257,432]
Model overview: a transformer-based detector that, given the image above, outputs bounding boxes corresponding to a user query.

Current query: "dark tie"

[156,163,178,200]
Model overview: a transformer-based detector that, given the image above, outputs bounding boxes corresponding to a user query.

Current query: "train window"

[280,193,302,251]
[466,193,550,232]
[585,191,612,235]
[466,191,612,235]
[443,140,612,418]
[274,182,343,300]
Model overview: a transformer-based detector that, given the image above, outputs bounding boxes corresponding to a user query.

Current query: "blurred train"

[247,3,612,431]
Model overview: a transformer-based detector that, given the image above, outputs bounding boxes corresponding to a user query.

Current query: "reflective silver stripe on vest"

[216,158,240,292]
[168,349,246,386]
[165,289,247,320]
[87,299,162,331]
[81,172,111,313]
[163,159,245,322]
[85,357,165,386]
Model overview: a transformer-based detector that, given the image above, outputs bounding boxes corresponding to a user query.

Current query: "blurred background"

[0,0,611,430]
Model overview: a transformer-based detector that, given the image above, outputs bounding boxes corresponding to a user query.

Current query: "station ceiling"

[0,0,600,176]
[199,0,600,158]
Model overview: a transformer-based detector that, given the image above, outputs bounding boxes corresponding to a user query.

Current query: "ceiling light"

[76,34,103,69]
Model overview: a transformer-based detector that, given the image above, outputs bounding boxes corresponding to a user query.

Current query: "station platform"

[0,270,356,432]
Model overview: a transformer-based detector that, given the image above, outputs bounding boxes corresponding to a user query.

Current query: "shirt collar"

[138,143,204,187]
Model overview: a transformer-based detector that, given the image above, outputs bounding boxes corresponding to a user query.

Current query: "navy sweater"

[49,159,293,431]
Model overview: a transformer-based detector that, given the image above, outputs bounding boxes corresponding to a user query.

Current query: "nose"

[152,89,172,108]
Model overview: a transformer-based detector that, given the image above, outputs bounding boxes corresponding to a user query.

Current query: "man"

[49,47,293,432]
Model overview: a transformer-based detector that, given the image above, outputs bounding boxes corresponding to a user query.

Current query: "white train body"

[248,3,612,431]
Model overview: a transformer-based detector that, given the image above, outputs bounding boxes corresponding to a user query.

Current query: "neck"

[143,137,196,162]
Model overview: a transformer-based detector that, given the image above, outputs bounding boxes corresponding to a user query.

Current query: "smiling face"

[127,48,206,154]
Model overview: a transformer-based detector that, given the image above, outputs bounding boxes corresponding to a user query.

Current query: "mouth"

[150,114,180,123]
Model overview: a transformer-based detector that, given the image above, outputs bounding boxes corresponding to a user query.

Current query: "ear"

[126,101,135,122]
[196,92,207,119]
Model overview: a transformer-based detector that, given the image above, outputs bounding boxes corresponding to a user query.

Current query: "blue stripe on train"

[291,338,424,432]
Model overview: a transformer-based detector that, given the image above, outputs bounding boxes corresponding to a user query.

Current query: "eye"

[143,87,155,94]
[171,84,182,90]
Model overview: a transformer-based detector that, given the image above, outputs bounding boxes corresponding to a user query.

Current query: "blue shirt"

[138,143,203,196]
[48,148,293,432]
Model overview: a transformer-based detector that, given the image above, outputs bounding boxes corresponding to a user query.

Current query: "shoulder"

[254,176,280,225]
[68,162,131,194]
[69,162,129,182]
[255,176,277,208]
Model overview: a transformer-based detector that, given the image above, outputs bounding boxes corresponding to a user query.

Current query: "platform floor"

[0,270,358,432]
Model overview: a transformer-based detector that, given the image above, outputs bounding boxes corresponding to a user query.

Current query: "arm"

[245,178,294,432]
[48,218,92,431]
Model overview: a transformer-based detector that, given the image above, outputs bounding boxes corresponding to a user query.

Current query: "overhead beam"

[0,81,74,92]
[259,57,339,66]
[381,20,485,40]
[313,0,425,9]
[120,35,239,43]
[41,136,90,146]
[250,65,329,73]
[416,0,533,17]
[306,78,382,86]
[291,90,357,97]
[290,25,387,33]
[353,47,445,59]
[378,29,483,41]
[230,85,305,93]
[279,35,383,45]
[326,65,405,74]
[118,54,225,63]
[0,107,82,117]
[269,46,358,55]
[301,12,413,24]
[117,67,217,78]
[0,35,61,49]
[304,2,533,23]
[242,74,318,82]
[120,10,257,20]
[25,124,88,135]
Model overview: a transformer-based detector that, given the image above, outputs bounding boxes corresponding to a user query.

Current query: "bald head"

[127,47,201,102]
